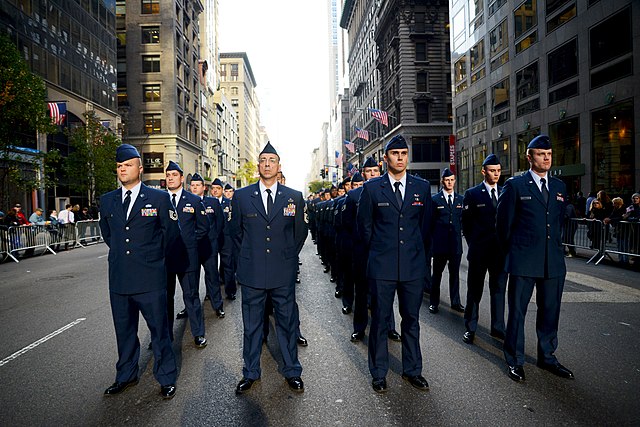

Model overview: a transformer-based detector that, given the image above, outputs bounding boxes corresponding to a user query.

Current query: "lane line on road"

[0,318,86,367]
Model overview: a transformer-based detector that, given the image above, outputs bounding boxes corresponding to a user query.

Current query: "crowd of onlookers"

[0,203,98,227]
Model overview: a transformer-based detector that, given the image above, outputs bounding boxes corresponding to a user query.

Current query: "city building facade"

[450,0,639,197]
[213,90,239,186]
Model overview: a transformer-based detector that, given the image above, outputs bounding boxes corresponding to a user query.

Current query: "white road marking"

[97,254,108,259]
[561,272,640,303]
[0,318,86,367]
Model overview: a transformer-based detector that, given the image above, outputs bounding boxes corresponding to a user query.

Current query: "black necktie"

[266,189,274,216]
[540,178,549,205]
[171,193,177,208]
[448,194,453,208]
[491,188,498,208]
[393,182,403,207]
[123,190,132,217]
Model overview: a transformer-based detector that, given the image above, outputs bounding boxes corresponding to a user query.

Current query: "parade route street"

[0,239,639,426]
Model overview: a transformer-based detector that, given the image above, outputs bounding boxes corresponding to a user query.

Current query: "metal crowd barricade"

[0,225,15,263]
[603,221,640,264]
[74,219,102,247]
[563,218,606,264]
[7,225,55,261]
[50,222,79,251]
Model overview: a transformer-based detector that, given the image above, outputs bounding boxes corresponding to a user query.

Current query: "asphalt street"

[0,239,639,426]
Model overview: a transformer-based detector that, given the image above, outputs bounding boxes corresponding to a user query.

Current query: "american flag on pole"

[355,127,369,141]
[368,108,389,126]
[335,150,343,165]
[48,102,67,125]
[344,140,355,153]
[346,162,356,176]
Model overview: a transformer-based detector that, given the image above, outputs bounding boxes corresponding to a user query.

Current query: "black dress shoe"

[537,361,574,379]
[341,306,352,315]
[226,294,236,301]
[296,275,301,284]
[451,304,465,313]
[176,309,187,319]
[490,329,506,340]
[285,376,304,392]
[235,377,258,394]
[350,331,365,342]
[462,331,475,344]
[296,336,308,347]
[334,290,342,298]
[160,384,176,399]
[388,330,401,341]
[508,365,525,382]
[329,276,336,283]
[372,377,387,393]
[216,308,225,318]
[104,379,138,395]
[402,374,429,391]
[429,305,439,314]
[323,266,330,273]
[194,336,207,348]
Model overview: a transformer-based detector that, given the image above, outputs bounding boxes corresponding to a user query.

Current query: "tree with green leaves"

[236,161,259,187]
[0,34,58,208]
[308,180,332,194]
[65,111,121,204]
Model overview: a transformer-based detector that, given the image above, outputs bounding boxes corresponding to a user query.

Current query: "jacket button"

[399,227,403,231]
[266,225,271,230]
[400,214,404,218]
[125,226,130,230]
[266,249,271,254]
[125,238,130,242]
[126,250,130,254]
[400,240,404,244]
[266,237,271,242]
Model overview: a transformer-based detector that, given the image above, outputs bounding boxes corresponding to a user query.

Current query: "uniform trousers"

[463,254,507,333]
[219,235,237,297]
[202,250,223,311]
[368,278,424,379]
[430,253,463,307]
[503,275,564,367]
[110,290,177,386]
[241,283,302,380]
[167,270,204,340]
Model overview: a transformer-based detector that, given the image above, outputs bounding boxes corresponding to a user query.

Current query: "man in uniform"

[429,168,465,314]
[165,161,209,348]
[224,183,235,200]
[461,154,507,344]
[357,135,432,393]
[99,144,178,399]
[190,173,225,319]
[211,178,237,300]
[232,142,308,394]
[497,135,574,382]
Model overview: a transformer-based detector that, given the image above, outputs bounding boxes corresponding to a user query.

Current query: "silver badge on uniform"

[169,210,178,220]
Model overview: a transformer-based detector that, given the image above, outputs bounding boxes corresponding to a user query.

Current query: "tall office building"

[213,90,239,185]
[219,52,261,167]
[450,0,639,195]
[116,0,204,187]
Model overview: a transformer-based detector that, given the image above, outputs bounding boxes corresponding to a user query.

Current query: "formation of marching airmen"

[99,134,574,400]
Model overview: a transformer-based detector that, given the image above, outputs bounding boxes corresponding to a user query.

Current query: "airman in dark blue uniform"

[210,178,236,300]
[164,161,209,348]
[497,135,574,382]
[357,135,432,393]
[232,142,308,395]
[99,144,179,399]
[461,154,507,344]
[429,168,465,314]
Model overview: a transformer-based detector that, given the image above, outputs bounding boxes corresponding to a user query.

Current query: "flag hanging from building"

[344,140,355,153]
[48,102,67,125]
[346,162,356,176]
[335,150,343,165]
[368,108,389,126]
[355,127,369,141]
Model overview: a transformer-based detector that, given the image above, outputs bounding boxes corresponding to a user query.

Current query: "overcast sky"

[218,0,332,192]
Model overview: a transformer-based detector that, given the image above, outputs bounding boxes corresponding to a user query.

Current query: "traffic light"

[324,167,329,179]
[320,168,325,179]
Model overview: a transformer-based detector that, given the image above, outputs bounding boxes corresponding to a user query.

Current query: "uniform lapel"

[401,177,414,211]
[525,171,547,207]
[114,188,126,221]
[380,174,401,210]
[270,186,289,222]
[250,183,268,220]
[126,188,147,223]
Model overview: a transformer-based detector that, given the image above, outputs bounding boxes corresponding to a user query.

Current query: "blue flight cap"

[224,183,234,190]
[211,178,223,187]
[166,160,183,174]
[362,157,378,168]
[384,134,408,153]
[115,144,140,162]
[260,141,279,157]
[527,135,552,149]
[191,173,204,183]
[338,181,345,189]
[441,168,454,178]
[482,153,500,166]
[351,172,364,183]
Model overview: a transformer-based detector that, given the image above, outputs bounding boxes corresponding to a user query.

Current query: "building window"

[142,26,160,44]
[549,116,580,166]
[141,0,160,14]
[471,93,487,122]
[470,40,485,73]
[142,55,160,72]
[549,82,578,105]
[416,102,429,123]
[589,7,632,89]
[231,98,239,107]
[491,78,510,112]
[417,72,428,92]
[143,84,161,102]
[514,0,537,39]
[415,42,426,61]
[493,137,511,174]
[231,63,239,81]
[516,61,539,101]
[515,31,537,54]
[548,38,577,86]
[516,128,541,171]
[412,137,446,162]
[231,86,238,95]
[143,114,162,134]
[546,0,571,15]
[546,2,576,33]
[456,103,468,130]
[454,56,467,83]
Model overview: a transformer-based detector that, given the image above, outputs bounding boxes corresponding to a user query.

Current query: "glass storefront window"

[516,128,541,171]
[548,116,580,166]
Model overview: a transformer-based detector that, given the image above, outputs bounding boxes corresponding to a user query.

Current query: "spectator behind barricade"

[4,208,20,226]
[588,199,606,250]
[14,204,30,225]
[28,208,48,225]
[0,210,5,224]
[597,190,613,217]
[48,210,59,225]
[575,191,587,218]
[89,202,99,220]
[623,193,640,222]
[77,206,92,221]
[585,192,597,218]
[605,197,629,265]
[563,196,578,257]
[57,204,75,224]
